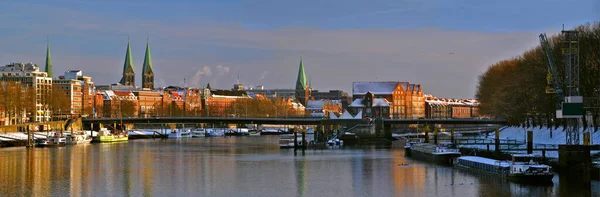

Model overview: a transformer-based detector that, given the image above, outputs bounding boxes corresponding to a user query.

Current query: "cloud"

[0,2,551,98]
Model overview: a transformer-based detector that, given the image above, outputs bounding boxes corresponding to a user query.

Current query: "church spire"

[295,56,307,90]
[142,38,154,89]
[45,38,53,78]
[295,56,309,106]
[119,40,135,86]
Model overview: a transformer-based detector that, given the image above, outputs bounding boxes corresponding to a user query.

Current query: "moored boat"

[192,128,205,138]
[35,132,67,147]
[66,132,92,145]
[92,128,128,143]
[403,138,424,156]
[168,129,193,138]
[408,142,461,165]
[454,154,553,183]
[205,129,225,137]
[248,129,261,136]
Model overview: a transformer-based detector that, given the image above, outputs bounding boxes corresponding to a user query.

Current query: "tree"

[120,100,136,117]
[50,86,71,120]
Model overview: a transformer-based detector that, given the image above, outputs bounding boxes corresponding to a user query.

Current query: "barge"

[409,142,461,165]
[454,154,553,183]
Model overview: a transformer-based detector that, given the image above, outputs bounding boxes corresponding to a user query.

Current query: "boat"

[224,129,246,136]
[66,132,92,145]
[261,129,279,135]
[279,134,305,148]
[205,129,225,137]
[248,129,261,136]
[92,128,129,143]
[35,132,67,147]
[191,128,206,138]
[408,142,461,165]
[168,129,193,138]
[327,138,343,146]
[403,138,424,156]
[454,154,554,183]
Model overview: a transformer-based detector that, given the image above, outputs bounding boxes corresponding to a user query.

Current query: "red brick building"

[352,81,425,119]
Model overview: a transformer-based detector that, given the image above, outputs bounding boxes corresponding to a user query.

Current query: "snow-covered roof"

[329,112,338,119]
[353,82,406,95]
[426,98,479,106]
[349,98,390,107]
[339,110,355,119]
[306,100,325,110]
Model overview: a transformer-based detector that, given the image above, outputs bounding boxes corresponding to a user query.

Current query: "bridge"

[82,117,506,126]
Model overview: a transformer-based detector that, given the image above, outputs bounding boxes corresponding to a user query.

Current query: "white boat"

[35,132,67,147]
[168,129,193,138]
[192,128,206,138]
[248,129,261,136]
[279,134,305,148]
[66,132,92,145]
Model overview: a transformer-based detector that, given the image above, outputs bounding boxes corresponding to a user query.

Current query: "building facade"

[352,81,425,119]
[0,63,53,122]
[348,92,391,118]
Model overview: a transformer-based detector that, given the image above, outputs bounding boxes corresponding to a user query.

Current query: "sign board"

[562,102,584,118]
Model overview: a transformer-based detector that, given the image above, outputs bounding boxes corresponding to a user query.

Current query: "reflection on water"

[0,136,598,197]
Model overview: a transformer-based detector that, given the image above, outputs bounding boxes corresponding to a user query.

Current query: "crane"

[539,31,583,145]
[539,33,563,107]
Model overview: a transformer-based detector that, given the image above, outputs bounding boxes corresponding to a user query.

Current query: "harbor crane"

[539,30,583,145]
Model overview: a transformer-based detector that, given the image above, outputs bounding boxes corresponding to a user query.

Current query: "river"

[0,136,598,197]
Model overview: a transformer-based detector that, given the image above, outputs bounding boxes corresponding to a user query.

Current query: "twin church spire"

[119,39,154,89]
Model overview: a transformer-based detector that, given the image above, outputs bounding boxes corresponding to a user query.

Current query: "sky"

[0,0,598,98]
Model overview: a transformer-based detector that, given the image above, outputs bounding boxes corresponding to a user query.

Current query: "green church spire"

[120,40,135,86]
[123,41,135,73]
[142,41,153,74]
[142,39,154,89]
[295,56,307,90]
[45,39,52,78]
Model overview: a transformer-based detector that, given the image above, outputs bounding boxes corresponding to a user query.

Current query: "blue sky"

[1,0,598,98]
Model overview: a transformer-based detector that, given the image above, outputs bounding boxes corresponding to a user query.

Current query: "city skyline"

[1,1,598,98]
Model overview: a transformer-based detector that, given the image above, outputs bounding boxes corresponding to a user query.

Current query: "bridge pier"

[527,130,533,154]
[495,128,500,154]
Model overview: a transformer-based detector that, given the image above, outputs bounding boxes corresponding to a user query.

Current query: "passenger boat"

[168,129,193,138]
[261,129,279,135]
[279,134,305,148]
[35,132,67,147]
[92,128,128,143]
[191,128,205,138]
[66,132,92,145]
[408,142,461,165]
[454,154,553,183]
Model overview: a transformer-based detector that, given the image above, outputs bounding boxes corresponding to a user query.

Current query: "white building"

[0,63,53,123]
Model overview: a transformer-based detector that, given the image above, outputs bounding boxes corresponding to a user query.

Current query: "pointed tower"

[45,41,53,78]
[142,41,154,89]
[295,56,309,106]
[119,41,135,86]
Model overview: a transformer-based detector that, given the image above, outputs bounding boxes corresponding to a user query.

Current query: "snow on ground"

[494,126,600,145]
[457,126,600,159]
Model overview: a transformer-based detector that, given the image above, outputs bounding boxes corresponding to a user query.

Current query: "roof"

[306,100,324,110]
[457,156,510,167]
[339,110,355,119]
[45,42,52,78]
[349,98,390,107]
